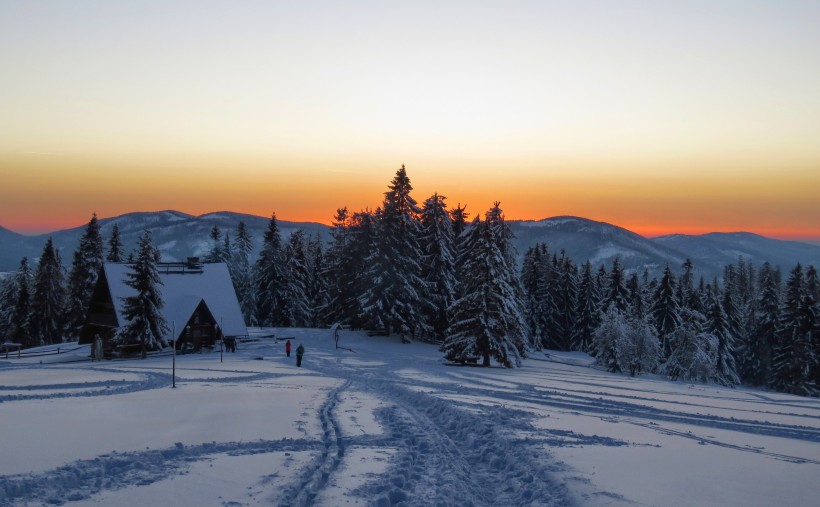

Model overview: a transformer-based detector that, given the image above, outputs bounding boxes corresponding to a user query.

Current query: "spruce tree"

[705,289,740,386]
[280,230,311,327]
[322,208,353,326]
[770,264,815,394]
[662,308,717,383]
[521,244,551,350]
[106,223,125,262]
[804,265,820,388]
[233,221,255,325]
[254,213,285,327]
[30,238,65,345]
[205,226,225,263]
[116,231,168,358]
[652,264,681,360]
[306,234,328,328]
[360,165,429,340]
[63,213,104,341]
[420,193,457,343]
[551,252,578,351]
[443,205,528,367]
[572,260,601,353]
[9,258,33,347]
[603,257,629,314]
[750,262,780,386]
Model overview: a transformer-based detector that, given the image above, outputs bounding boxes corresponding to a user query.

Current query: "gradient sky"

[1,1,819,240]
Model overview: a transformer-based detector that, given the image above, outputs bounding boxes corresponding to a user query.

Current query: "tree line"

[0,166,817,395]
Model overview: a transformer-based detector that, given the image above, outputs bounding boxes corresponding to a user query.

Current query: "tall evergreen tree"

[205,226,225,263]
[233,221,255,325]
[804,265,820,388]
[420,193,457,343]
[705,289,740,386]
[604,257,629,314]
[322,208,353,326]
[30,238,65,345]
[116,231,168,358]
[770,264,815,394]
[521,244,552,350]
[662,308,717,383]
[63,213,104,341]
[572,260,601,353]
[254,213,285,327]
[549,252,578,351]
[9,258,33,347]
[360,165,429,340]
[443,211,527,367]
[652,264,681,360]
[306,234,328,328]
[749,262,780,386]
[450,203,470,300]
[280,230,311,327]
[106,223,125,262]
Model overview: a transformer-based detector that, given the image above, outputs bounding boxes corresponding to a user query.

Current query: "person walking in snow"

[296,343,304,367]
[285,339,292,357]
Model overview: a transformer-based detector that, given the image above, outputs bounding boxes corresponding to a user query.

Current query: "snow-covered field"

[1,329,818,506]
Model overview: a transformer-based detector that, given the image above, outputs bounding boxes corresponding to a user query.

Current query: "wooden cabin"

[81,259,248,356]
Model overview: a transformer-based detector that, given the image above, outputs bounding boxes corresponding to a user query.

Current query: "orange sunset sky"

[1,1,819,241]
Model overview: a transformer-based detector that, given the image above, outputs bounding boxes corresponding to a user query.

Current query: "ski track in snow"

[2,334,819,506]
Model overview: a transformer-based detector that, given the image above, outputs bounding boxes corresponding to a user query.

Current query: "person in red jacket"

[285,339,292,357]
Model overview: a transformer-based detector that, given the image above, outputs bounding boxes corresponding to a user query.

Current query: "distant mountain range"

[1,211,819,280]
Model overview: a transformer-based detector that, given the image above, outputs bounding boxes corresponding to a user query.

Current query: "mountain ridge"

[1,211,818,279]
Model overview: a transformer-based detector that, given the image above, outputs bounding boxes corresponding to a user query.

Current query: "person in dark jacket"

[296,343,305,367]
[285,339,292,357]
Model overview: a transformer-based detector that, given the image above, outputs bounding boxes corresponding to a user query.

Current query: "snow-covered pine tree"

[521,244,551,350]
[572,260,601,353]
[749,262,780,386]
[359,165,430,341]
[106,223,125,263]
[651,264,681,360]
[804,265,820,388]
[625,314,661,375]
[661,308,717,383]
[603,257,630,315]
[552,252,578,351]
[344,210,378,329]
[280,229,311,327]
[627,272,645,319]
[420,193,457,343]
[705,288,740,386]
[770,264,815,395]
[30,238,65,345]
[254,213,285,327]
[0,273,19,340]
[62,213,104,342]
[443,211,527,367]
[205,226,225,263]
[450,203,470,300]
[592,304,626,373]
[321,208,353,326]
[116,231,168,358]
[306,234,328,328]
[233,221,255,325]
[9,258,33,347]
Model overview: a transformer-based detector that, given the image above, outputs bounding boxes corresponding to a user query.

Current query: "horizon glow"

[2,1,819,242]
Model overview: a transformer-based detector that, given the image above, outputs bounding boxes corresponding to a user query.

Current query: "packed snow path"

[1,329,819,506]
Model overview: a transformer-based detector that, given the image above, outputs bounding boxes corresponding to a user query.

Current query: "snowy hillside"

[0,212,328,272]
[511,216,688,276]
[1,329,818,506]
[653,232,820,276]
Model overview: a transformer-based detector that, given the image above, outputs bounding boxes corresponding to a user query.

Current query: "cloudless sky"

[1,1,818,240]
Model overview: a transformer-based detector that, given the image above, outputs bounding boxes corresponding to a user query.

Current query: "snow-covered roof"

[103,263,248,339]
